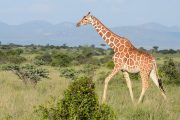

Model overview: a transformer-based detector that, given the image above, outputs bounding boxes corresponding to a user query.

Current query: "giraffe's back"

[113,48,154,73]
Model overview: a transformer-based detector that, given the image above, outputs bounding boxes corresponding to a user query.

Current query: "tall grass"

[0,66,180,120]
[0,67,69,120]
[96,80,180,120]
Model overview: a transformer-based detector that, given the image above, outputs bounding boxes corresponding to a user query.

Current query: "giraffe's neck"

[90,16,130,52]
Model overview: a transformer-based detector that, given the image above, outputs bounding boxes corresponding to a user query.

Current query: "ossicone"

[87,12,91,16]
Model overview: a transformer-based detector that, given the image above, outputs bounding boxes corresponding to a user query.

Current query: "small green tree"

[152,46,159,53]
[138,47,147,52]
[15,48,24,55]
[36,77,115,120]
[2,64,49,85]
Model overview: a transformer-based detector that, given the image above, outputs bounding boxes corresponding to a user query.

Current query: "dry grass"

[0,66,179,120]
[0,67,69,120]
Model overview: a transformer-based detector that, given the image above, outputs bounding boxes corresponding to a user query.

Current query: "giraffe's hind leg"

[150,69,167,100]
[122,71,134,103]
[138,70,150,104]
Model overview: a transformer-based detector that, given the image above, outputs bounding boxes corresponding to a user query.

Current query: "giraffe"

[76,12,167,104]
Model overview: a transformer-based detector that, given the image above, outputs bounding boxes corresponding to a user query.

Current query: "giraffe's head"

[76,12,93,27]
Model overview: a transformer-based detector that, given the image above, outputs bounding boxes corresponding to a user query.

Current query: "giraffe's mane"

[91,16,128,40]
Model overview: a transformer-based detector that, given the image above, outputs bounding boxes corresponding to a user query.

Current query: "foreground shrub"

[36,77,115,120]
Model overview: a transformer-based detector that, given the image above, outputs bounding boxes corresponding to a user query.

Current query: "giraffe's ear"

[87,12,91,16]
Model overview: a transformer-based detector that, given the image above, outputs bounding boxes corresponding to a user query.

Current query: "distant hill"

[0,21,179,49]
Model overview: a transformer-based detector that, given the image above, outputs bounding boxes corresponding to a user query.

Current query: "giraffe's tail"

[158,79,165,93]
[150,59,167,99]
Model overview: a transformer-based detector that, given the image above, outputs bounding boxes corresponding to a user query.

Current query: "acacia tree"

[2,64,49,86]
[153,46,159,53]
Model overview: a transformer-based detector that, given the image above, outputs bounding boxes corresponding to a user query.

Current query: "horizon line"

[0,20,179,28]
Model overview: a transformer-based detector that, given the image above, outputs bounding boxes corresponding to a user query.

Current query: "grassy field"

[0,64,180,120]
[0,46,179,120]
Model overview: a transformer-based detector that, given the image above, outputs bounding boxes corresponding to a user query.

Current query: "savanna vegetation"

[0,43,180,120]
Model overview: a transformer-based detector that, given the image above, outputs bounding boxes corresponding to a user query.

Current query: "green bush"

[159,58,180,84]
[73,46,103,65]
[7,55,26,64]
[15,48,24,55]
[34,59,46,66]
[0,49,26,64]
[35,53,52,65]
[36,77,115,120]
[51,53,72,67]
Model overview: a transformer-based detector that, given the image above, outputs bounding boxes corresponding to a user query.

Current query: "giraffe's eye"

[84,18,87,20]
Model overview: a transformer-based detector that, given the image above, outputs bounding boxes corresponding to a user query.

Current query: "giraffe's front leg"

[122,71,135,104]
[102,67,120,103]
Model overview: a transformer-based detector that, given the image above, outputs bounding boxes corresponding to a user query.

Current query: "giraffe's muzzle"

[76,22,80,27]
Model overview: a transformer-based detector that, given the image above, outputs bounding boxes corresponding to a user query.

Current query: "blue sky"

[0,0,179,27]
